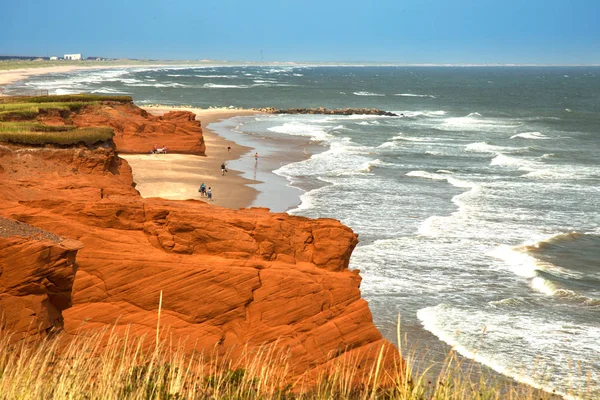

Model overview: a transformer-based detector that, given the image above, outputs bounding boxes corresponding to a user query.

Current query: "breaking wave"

[511,131,549,139]
[353,91,385,96]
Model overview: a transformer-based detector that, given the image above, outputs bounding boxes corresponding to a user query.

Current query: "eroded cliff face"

[40,102,205,155]
[0,218,83,343]
[0,101,399,381]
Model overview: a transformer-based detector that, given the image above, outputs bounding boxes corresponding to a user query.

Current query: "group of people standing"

[198,183,212,200]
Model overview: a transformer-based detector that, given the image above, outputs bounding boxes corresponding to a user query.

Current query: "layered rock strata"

[0,217,83,343]
[0,100,399,381]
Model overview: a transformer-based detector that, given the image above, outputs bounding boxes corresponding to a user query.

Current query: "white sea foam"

[465,142,518,154]
[267,122,332,141]
[126,82,185,88]
[511,131,549,139]
[488,244,539,278]
[417,305,581,400]
[203,83,249,89]
[195,74,238,78]
[390,135,432,142]
[394,93,436,98]
[393,110,447,118]
[520,169,573,179]
[406,170,448,181]
[439,112,519,132]
[490,154,525,167]
[358,159,383,173]
[353,91,385,96]
[91,88,130,94]
[407,171,475,190]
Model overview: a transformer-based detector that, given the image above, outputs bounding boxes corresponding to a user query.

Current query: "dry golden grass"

[0,311,582,399]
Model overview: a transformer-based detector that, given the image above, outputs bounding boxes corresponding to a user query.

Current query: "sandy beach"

[122,107,265,210]
[0,64,309,212]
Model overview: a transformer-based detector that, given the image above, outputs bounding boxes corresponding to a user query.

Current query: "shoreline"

[128,107,263,209]
[0,58,311,213]
[131,106,310,212]
[0,69,575,398]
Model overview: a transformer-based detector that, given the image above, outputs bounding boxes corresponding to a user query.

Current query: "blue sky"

[1,0,599,64]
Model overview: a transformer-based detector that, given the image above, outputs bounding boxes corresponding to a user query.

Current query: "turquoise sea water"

[8,66,600,397]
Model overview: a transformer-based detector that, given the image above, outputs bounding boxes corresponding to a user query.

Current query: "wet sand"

[125,106,311,212]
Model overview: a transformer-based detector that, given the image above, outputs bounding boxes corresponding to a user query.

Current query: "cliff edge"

[0,96,400,382]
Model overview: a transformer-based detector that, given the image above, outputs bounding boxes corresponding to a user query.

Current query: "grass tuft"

[0,324,578,400]
[0,127,114,146]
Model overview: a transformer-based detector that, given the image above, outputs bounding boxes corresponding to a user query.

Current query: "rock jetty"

[255,107,398,116]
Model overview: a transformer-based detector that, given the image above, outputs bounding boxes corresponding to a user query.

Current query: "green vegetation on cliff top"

[0,94,125,145]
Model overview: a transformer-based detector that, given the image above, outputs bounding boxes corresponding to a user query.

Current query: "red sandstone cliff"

[40,102,205,154]
[0,218,83,343]
[0,101,399,381]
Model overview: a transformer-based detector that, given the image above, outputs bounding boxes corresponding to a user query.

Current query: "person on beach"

[207,187,212,200]
[199,182,206,197]
[254,152,259,161]
[227,146,231,153]
[221,162,228,175]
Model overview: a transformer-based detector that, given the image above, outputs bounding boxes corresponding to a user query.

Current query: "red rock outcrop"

[0,218,83,343]
[39,102,206,154]
[0,101,400,382]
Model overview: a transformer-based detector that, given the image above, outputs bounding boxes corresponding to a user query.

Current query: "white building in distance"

[64,54,82,60]
[49,56,58,61]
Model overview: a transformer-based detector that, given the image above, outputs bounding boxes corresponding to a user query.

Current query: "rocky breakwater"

[256,107,398,116]
[0,97,401,383]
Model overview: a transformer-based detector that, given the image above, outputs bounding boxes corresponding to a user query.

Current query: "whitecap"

[91,88,130,94]
[394,93,436,98]
[353,91,385,96]
[125,82,186,88]
[465,142,521,154]
[392,110,447,118]
[195,74,238,78]
[490,154,525,167]
[510,131,549,139]
[267,122,332,141]
[406,170,448,181]
[203,83,250,89]
[358,159,383,173]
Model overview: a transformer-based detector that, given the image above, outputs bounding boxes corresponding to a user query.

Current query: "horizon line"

[1,57,599,67]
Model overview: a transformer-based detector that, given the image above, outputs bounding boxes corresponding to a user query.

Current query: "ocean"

[8,65,600,397]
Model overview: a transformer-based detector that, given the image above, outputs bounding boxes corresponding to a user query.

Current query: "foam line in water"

[353,91,385,96]
[394,93,437,98]
[203,83,250,89]
[417,306,579,400]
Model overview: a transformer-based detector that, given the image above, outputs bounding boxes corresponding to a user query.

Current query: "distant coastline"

[1,60,599,95]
